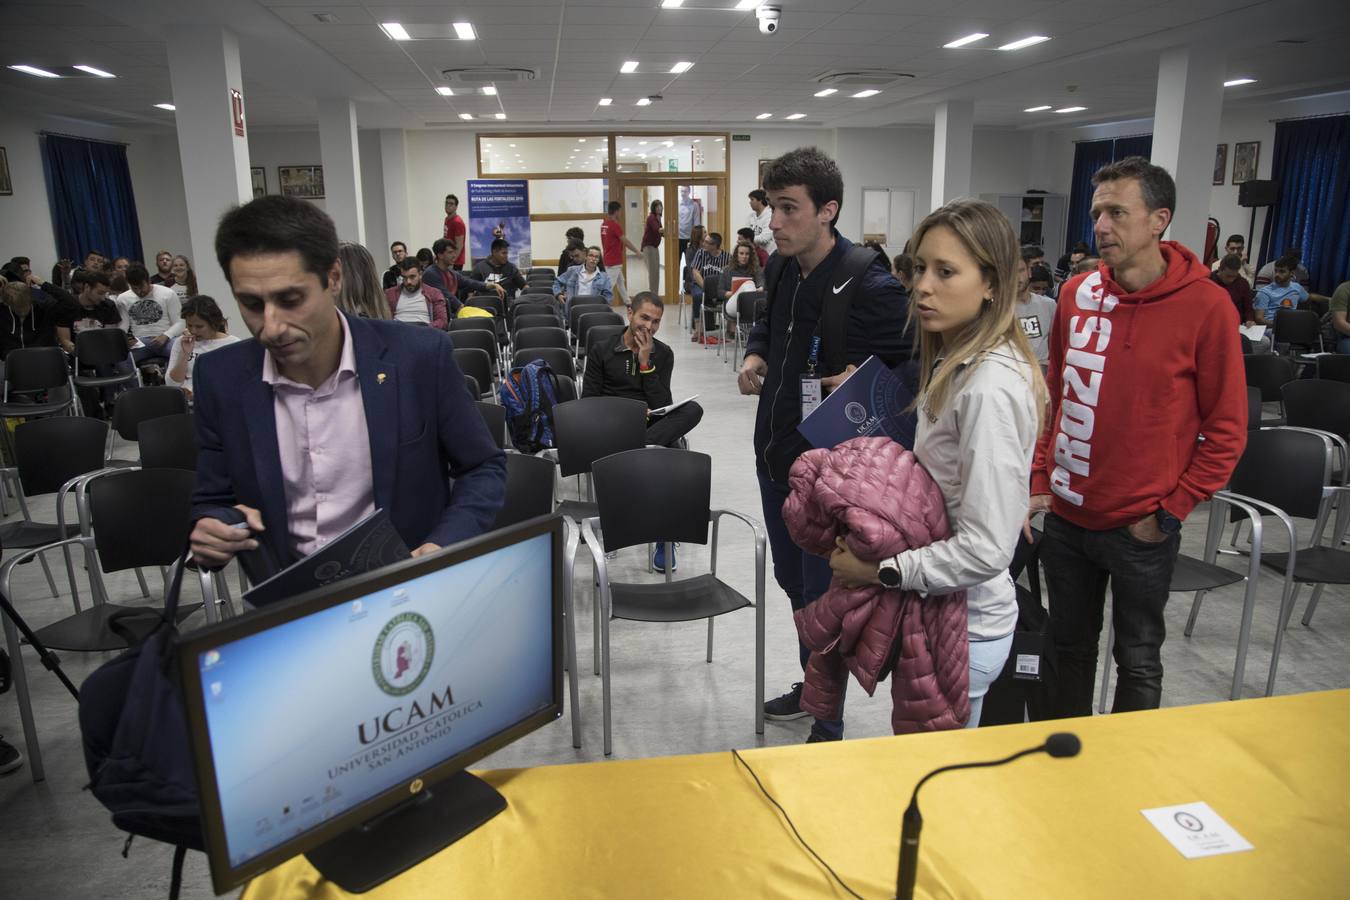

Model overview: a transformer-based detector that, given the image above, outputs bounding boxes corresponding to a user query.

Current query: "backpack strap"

[819,245,880,376]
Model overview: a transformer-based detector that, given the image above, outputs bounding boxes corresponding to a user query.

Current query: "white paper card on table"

[1140,801,1253,859]
[1239,324,1266,341]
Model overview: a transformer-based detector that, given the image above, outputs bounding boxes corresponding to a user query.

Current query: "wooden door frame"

[610,174,729,303]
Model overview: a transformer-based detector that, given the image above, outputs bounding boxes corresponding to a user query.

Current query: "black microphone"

[896,733,1081,900]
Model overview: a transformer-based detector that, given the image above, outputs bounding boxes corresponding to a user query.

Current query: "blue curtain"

[1258,114,1350,293]
[1064,135,1155,253]
[40,134,144,264]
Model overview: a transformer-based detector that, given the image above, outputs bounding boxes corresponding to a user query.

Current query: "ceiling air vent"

[814,70,914,87]
[440,67,537,85]
[1275,38,1309,44]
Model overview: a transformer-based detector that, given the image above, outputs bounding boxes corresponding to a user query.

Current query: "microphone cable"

[731,748,865,900]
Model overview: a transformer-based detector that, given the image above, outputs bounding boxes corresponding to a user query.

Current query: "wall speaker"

[1238,179,1278,208]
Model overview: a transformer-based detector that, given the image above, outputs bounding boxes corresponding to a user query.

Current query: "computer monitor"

[178,515,564,894]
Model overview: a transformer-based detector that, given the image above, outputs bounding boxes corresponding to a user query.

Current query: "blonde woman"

[169,255,198,306]
[336,241,392,320]
[829,198,1047,727]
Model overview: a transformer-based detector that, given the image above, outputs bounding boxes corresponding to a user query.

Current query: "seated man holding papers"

[189,195,506,572]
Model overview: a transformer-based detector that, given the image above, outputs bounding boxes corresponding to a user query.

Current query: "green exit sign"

[732,134,751,141]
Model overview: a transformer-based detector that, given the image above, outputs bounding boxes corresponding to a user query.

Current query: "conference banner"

[467,179,531,266]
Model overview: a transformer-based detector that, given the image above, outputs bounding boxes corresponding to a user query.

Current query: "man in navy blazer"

[189,195,506,569]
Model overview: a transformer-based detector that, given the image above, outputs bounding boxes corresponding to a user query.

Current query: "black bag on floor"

[978,531,1058,726]
[79,550,203,898]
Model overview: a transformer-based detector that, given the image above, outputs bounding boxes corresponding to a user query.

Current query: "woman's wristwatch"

[878,557,902,588]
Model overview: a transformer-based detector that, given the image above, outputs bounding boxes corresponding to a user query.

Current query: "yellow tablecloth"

[244,690,1350,899]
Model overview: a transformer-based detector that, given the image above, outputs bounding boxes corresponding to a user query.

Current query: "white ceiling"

[1,0,1348,133]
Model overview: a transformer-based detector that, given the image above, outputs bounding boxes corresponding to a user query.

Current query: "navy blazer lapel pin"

[377,373,387,384]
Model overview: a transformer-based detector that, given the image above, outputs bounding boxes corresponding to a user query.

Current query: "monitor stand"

[305,770,506,892]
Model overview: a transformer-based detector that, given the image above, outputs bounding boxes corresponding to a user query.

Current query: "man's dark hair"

[707,232,723,248]
[73,269,110,290]
[761,147,843,226]
[1225,234,1244,246]
[607,200,622,214]
[893,252,914,280]
[432,238,452,256]
[398,257,422,272]
[1275,253,1299,271]
[1071,241,1090,254]
[215,195,339,286]
[126,264,150,287]
[565,227,585,242]
[1021,244,1044,262]
[631,291,663,313]
[736,226,755,242]
[1092,156,1177,218]
[390,241,406,252]
[748,189,768,205]
[1280,247,1302,263]
[490,238,509,253]
[181,295,228,333]
[1218,253,1244,272]
[87,249,105,260]
[416,247,434,266]
[1028,263,1054,285]
[566,240,585,255]
[445,194,458,204]
[9,256,30,267]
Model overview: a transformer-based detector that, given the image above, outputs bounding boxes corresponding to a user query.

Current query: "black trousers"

[1039,511,1180,717]
[645,401,702,447]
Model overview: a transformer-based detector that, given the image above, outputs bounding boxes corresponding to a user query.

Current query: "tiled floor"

[2,305,1348,898]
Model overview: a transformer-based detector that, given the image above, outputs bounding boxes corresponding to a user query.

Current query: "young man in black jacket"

[470,238,527,299]
[737,146,914,743]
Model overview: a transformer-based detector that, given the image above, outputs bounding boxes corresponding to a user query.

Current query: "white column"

[1151,44,1226,254]
[379,129,411,250]
[165,27,251,324]
[931,100,974,210]
[318,98,365,244]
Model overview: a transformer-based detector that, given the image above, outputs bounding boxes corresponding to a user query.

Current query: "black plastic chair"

[493,453,556,529]
[453,347,495,401]
[138,413,197,470]
[576,311,625,366]
[476,400,507,449]
[566,297,610,331]
[448,327,499,374]
[465,293,504,318]
[1318,354,1350,384]
[1244,354,1296,425]
[554,374,577,403]
[0,467,206,781]
[527,267,556,278]
[520,285,553,297]
[1283,380,1350,440]
[1272,308,1323,354]
[581,325,627,384]
[512,347,576,380]
[551,397,647,524]
[449,317,497,338]
[1247,386,1261,431]
[0,347,76,418]
[514,326,570,353]
[509,304,561,330]
[513,314,562,333]
[72,327,140,410]
[462,373,480,401]
[107,386,189,465]
[582,447,766,756]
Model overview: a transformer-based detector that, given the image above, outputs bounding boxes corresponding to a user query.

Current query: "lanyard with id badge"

[800,335,823,420]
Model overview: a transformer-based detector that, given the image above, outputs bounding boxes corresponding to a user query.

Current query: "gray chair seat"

[73,373,135,389]
[610,573,752,623]
[555,499,598,522]
[0,521,80,549]
[1169,554,1244,592]
[28,601,204,653]
[1261,547,1350,584]
[0,399,73,418]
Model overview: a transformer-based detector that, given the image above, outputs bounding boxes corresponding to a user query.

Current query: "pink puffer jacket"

[784,436,971,734]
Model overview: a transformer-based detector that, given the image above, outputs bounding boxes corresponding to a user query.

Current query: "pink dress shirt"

[262,313,375,557]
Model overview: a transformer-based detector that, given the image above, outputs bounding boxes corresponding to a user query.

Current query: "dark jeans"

[132,338,172,367]
[757,469,844,738]
[646,401,702,447]
[1040,512,1181,717]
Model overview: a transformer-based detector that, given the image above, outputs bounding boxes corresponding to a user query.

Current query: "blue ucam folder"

[797,355,918,451]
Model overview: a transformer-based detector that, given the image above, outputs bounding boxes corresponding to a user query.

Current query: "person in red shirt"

[1210,253,1256,325]
[600,200,643,307]
[443,193,467,271]
[1028,157,1246,718]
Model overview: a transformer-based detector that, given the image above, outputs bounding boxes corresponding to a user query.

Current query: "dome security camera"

[756,5,781,35]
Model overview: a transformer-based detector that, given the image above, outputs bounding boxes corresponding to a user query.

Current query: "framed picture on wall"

[758,159,773,189]
[1232,141,1260,185]
[278,165,324,199]
[250,167,267,198]
[1212,144,1227,186]
[0,147,11,196]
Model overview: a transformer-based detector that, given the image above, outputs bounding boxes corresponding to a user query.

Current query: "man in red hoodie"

[1029,157,1246,717]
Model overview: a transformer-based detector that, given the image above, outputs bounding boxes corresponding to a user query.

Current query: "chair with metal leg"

[581,448,766,756]
[453,347,496,402]
[512,347,576,381]
[476,401,508,450]
[137,413,197,470]
[71,327,141,415]
[106,385,189,465]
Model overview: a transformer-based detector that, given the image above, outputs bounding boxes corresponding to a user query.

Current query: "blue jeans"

[757,470,844,738]
[966,632,1014,728]
[1338,336,1350,354]
[132,336,172,366]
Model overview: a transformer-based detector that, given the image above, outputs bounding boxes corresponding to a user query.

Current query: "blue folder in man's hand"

[796,355,918,451]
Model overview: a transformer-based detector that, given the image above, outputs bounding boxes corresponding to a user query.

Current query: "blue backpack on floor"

[501,359,561,454]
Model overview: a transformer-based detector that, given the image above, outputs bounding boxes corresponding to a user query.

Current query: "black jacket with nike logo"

[745,230,915,484]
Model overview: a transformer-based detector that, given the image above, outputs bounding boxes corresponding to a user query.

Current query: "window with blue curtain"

[40,133,144,265]
[1064,134,1155,253]
[1258,114,1350,294]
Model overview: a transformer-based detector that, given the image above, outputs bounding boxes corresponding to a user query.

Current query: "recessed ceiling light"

[509,143,516,147]
[73,65,116,78]
[155,103,176,111]
[621,147,631,152]
[459,113,473,120]
[494,113,506,119]
[661,0,685,7]
[484,143,492,147]
[639,140,649,145]
[481,85,497,95]
[943,33,989,49]
[813,88,837,97]
[692,138,700,143]
[670,61,694,74]
[435,86,453,96]
[621,61,639,74]
[637,153,647,159]
[1024,105,1052,112]
[663,140,674,146]
[851,89,880,98]
[636,98,651,105]
[1224,77,1257,87]
[736,0,765,8]
[756,112,772,119]
[380,23,411,41]
[786,113,806,120]
[599,97,612,106]
[8,64,60,78]
[999,35,1050,51]
[453,22,476,40]
[1053,106,1087,113]
[578,138,586,143]
[716,137,724,141]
